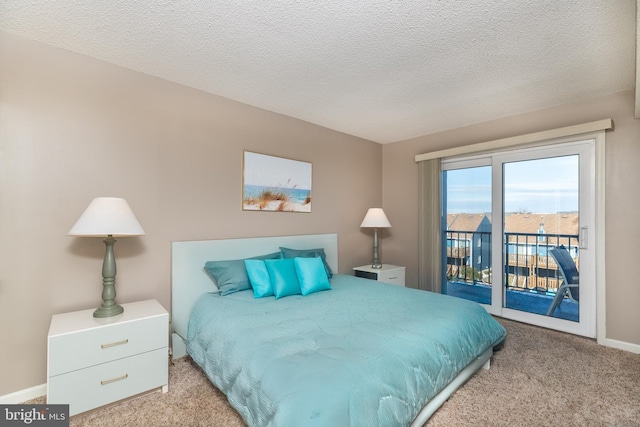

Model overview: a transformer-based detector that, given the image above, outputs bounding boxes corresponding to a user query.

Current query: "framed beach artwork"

[242,151,312,212]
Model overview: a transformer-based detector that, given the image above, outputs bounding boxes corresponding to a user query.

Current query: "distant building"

[446,214,492,272]
[446,212,580,289]
[504,212,579,257]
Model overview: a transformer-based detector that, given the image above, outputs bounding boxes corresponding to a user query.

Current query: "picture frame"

[242,151,312,212]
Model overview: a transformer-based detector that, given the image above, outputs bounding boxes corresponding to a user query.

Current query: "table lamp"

[69,197,145,318]
[360,208,391,269]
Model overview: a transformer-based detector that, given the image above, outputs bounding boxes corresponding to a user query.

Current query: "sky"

[243,151,312,189]
[445,155,579,214]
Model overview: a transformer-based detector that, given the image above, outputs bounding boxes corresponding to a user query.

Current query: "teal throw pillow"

[294,257,331,296]
[244,259,273,298]
[203,260,248,296]
[279,247,333,278]
[204,252,281,296]
[265,258,301,299]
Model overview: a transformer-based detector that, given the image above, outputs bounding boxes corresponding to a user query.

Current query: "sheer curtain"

[417,158,442,292]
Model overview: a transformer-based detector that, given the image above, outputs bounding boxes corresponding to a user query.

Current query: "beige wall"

[382,90,640,347]
[0,32,382,395]
[3,28,639,397]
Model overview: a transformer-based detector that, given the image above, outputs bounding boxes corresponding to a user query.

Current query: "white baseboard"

[0,384,46,404]
[603,337,640,354]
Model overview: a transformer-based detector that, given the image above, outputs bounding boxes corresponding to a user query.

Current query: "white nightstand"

[47,299,169,416]
[353,264,406,286]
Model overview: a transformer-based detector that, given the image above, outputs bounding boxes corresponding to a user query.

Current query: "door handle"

[579,227,588,250]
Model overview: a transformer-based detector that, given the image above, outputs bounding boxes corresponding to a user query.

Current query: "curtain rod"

[415,118,613,162]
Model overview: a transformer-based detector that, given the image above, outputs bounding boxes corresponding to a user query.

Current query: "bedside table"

[353,264,406,286]
[47,299,169,416]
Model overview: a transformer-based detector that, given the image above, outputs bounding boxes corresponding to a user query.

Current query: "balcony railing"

[446,230,579,294]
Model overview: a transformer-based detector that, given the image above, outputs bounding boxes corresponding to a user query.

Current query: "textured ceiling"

[0,1,636,143]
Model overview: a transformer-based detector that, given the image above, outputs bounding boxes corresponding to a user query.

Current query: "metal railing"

[446,230,579,293]
[446,230,489,285]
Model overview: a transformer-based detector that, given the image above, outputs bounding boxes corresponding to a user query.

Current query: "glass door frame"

[442,138,597,338]
[491,141,595,337]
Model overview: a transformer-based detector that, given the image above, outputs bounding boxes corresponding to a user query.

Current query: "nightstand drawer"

[48,314,167,376]
[354,270,377,280]
[378,269,405,286]
[48,348,168,416]
[353,264,406,287]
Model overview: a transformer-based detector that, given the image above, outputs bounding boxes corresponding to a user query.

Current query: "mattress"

[187,274,506,427]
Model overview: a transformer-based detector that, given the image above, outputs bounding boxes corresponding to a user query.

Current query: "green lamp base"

[93,235,125,318]
[94,303,124,318]
[370,227,383,269]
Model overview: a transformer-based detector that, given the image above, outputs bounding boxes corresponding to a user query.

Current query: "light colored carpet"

[28,318,640,426]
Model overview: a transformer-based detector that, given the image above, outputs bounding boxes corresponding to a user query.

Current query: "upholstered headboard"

[170,233,338,357]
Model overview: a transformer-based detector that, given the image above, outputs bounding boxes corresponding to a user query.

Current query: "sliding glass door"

[442,141,595,337]
[442,162,493,305]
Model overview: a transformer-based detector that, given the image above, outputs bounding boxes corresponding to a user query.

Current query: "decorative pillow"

[294,256,332,296]
[204,252,281,295]
[265,258,301,299]
[279,247,333,278]
[244,259,273,298]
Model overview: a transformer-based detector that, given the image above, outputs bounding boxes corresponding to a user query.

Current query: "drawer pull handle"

[101,339,129,349]
[101,374,128,386]
[388,276,397,280]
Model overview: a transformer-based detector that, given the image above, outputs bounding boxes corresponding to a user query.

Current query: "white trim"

[441,156,491,170]
[415,119,613,162]
[602,338,640,354]
[0,384,46,404]
[442,136,599,166]
[595,132,607,346]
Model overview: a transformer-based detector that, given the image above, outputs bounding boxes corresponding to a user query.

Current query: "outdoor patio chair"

[546,245,579,316]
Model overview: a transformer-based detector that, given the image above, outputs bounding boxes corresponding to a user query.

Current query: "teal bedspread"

[187,274,506,427]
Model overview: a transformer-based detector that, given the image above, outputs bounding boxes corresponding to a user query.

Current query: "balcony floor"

[444,281,579,322]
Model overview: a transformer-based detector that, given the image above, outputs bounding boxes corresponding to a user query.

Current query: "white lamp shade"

[69,197,145,237]
[360,208,391,228]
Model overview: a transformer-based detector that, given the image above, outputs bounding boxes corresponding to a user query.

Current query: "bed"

[171,233,506,426]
